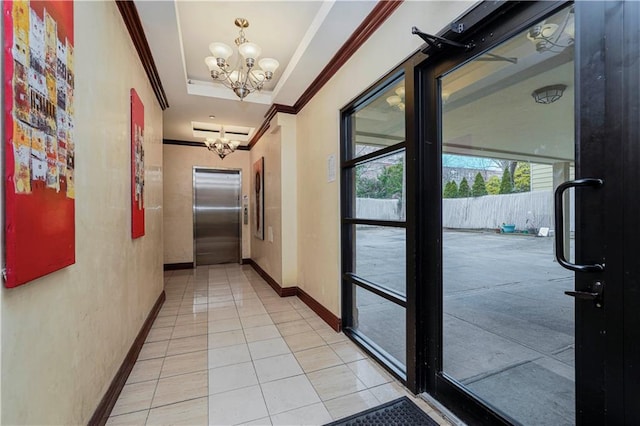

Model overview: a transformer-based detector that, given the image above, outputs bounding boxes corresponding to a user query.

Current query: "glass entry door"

[439,6,576,424]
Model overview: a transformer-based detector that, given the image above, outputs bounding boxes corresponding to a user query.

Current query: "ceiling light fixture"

[204,18,279,101]
[531,84,567,104]
[527,7,574,53]
[204,126,241,159]
[386,86,406,111]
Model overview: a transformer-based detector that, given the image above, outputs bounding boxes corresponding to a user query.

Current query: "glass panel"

[355,150,406,221]
[353,285,406,367]
[354,225,406,296]
[351,78,405,159]
[440,5,575,425]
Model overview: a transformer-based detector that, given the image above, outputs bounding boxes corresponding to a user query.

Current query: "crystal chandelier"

[204,127,241,159]
[204,18,280,101]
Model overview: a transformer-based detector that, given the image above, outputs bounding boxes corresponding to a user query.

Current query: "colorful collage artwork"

[4,0,75,288]
[11,0,74,197]
[131,88,145,239]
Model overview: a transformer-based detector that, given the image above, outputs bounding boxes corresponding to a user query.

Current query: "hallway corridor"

[106,265,448,425]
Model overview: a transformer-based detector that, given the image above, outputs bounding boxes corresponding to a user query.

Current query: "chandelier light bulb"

[228,70,241,84]
[250,69,266,83]
[258,58,279,74]
[204,56,219,71]
[386,95,402,107]
[238,42,262,60]
[395,86,405,97]
[209,42,233,61]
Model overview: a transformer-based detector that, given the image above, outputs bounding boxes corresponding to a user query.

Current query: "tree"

[514,162,531,193]
[378,163,404,198]
[499,168,513,194]
[486,176,501,195]
[443,180,458,198]
[458,177,471,198]
[491,159,517,188]
[471,172,488,196]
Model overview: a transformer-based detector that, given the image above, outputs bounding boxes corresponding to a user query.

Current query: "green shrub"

[471,172,488,196]
[443,180,458,198]
[499,168,513,194]
[458,177,471,198]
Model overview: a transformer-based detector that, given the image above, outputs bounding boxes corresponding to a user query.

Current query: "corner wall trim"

[115,1,170,110]
[245,259,295,297]
[163,262,194,271]
[88,291,166,426]
[297,287,342,332]
[245,260,341,331]
[248,104,297,148]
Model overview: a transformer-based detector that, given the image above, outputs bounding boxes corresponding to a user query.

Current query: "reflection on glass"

[440,5,575,425]
[354,225,406,296]
[354,285,406,367]
[351,78,405,159]
[354,151,406,221]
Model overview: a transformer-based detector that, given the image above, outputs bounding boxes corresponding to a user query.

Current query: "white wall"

[163,144,251,263]
[296,1,474,315]
[1,2,163,423]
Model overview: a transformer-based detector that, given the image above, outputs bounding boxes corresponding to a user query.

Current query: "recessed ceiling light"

[209,115,215,119]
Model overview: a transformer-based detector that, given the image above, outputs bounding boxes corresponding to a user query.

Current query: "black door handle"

[554,178,604,272]
[564,281,604,308]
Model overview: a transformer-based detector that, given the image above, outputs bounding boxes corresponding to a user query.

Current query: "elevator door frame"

[192,167,242,268]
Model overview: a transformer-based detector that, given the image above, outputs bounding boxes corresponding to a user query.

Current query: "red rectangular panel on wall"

[4,0,75,288]
[131,88,145,238]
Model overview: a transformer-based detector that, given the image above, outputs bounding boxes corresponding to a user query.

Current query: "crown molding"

[248,0,404,150]
[116,1,170,110]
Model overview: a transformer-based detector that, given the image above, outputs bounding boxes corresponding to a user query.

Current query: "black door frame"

[415,1,589,424]
[577,2,640,424]
[340,1,640,423]
[413,0,640,424]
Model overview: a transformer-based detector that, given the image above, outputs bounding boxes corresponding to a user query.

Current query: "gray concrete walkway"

[353,227,575,425]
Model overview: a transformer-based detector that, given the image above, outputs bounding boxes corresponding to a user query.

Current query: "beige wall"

[250,116,283,284]
[278,114,298,288]
[163,145,251,263]
[296,1,474,315]
[1,2,163,424]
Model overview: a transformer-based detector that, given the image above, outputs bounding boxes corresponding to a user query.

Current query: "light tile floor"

[107,264,451,426]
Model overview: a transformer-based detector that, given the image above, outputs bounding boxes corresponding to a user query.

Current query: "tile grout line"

[143,274,189,424]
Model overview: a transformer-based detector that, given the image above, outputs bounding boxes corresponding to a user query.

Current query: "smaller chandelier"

[526,8,574,53]
[386,86,405,111]
[204,127,241,159]
[205,18,279,101]
[532,84,567,104]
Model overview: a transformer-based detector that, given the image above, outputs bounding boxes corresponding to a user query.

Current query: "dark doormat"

[325,396,439,426]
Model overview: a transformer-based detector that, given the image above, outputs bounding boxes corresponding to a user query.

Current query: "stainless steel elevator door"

[193,168,241,266]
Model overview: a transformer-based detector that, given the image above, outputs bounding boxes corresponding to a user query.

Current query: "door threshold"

[419,392,467,426]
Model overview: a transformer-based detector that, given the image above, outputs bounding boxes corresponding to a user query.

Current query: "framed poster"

[253,157,264,240]
[131,88,145,239]
[3,0,75,288]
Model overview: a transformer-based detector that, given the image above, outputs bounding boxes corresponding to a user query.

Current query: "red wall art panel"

[4,0,75,288]
[131,88,145,239]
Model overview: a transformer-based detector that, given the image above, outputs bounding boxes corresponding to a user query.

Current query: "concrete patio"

[354,227,575,425]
